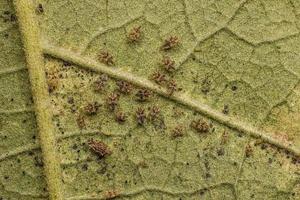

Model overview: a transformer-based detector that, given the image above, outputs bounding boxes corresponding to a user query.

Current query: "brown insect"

[36,3,44,14]
[76,114,86,129]
[99,50,114,66]
[45,68,59,93]
[191,119,210,133]
[201,78,211,94]
[84,102,101,115]
[116,80,133,94]
[115,111,127,124]
[88,140,111,158]
[136,107,146,125]
[148,106,160,121]
[221,131,229,145]
[136,88,152,101]
[128,26,142,42]
[106,92,120,111]
[161,36,179,50]
[161,56,175,72]
[171,125,184,138]
[93,74,109,92]
[245,144,253,158]
[151,71,166,85]
[166,79,178,95]
[222,104,229,115]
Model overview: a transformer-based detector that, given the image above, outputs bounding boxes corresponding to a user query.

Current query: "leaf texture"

[0,0,300,200]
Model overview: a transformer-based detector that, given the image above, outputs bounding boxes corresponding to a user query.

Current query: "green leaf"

[1,0,299,200]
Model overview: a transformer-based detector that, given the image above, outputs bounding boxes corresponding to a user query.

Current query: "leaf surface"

[0,0,299,200]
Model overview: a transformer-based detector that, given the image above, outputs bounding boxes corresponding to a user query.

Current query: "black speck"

[217,148,225,156]
[231,85,237,91]
[82,164,88,171]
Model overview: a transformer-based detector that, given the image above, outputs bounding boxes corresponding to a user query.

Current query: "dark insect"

[106,92,120,111]
[191,119,210,133]
[161,56,175,72]
[88,140,111,158]
[36,3,44,14]
[245,144,253,157]
[116,80,133,94]
[151,71,166,85]
[128,26,141,42]
[221,131,229,145]
[171,125,184,138]
[148,106,160,121]
[166,79,178,95]
[201,78,211,94]
[222,104,229,115]
[217,148,225,156]
[93,74,109,92]
[136,88,151,101]
[161,36,179,50]
[115,111,127,124]
[136,107,146,125]
[76,114,86,129]
[84,102,101,115]
[99,50,114,66]
[46,70,59,93]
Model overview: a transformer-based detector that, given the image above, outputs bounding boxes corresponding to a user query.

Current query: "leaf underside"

[0,0,300,200]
